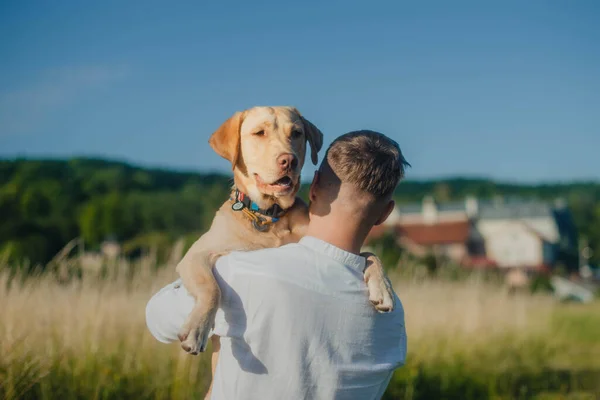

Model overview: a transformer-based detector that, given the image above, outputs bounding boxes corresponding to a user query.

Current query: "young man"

[146,130,409,399]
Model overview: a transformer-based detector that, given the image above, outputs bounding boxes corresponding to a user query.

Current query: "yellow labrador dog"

[176,106,396,359]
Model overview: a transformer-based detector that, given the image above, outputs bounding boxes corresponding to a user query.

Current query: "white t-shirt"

[146,236,407,399]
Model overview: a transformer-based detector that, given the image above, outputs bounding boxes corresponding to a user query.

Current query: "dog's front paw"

[367,274,395,313]
[178,326,210,355]
[178,308,215,355]
[362,252,396,313]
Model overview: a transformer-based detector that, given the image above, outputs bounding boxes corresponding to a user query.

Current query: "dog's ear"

[301,116,324,166]
[209,111,244,169]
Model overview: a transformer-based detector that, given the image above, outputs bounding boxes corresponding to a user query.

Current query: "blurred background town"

[1,1,599,399]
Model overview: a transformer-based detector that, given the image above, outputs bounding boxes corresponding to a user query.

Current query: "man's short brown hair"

[325,130,409,199]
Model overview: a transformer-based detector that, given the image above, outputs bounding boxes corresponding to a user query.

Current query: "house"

[475,198,578,270]
[396,220,482,262]
[366,196,487,266]
[366,196,578,271]
[478,219,553,269]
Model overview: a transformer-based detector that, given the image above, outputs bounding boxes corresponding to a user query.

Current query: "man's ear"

[208,111,244,169]
[301,117,324,166]
[374,200,396,226]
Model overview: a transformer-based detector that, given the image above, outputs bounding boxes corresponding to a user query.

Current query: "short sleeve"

[145,279,195,343]
[145,254,242,343]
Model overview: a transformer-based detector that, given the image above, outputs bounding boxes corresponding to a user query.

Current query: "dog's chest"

[222,204,301,249]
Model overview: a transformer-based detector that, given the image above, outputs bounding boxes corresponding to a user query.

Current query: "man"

[146,130,408,399]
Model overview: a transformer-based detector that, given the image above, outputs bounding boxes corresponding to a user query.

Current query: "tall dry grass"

[1,254,599,400]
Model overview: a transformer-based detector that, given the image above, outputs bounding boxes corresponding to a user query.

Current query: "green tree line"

[1,158,599,267]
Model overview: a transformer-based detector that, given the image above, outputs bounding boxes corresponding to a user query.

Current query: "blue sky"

[1,0,598,182]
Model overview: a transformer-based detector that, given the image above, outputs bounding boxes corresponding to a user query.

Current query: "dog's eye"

[254,130,265,137]
[291,130,303,139]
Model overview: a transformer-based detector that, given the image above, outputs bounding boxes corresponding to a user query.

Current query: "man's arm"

[145,256,235,343]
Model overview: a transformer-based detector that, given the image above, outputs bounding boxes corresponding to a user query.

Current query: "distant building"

[476,198,578,270]
[366,196,578,271]
[367,196,486,266]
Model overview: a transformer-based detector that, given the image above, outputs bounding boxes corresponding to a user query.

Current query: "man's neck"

[305,218,368,255]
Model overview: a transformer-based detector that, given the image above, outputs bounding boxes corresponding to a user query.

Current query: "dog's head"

[209,106,323,210]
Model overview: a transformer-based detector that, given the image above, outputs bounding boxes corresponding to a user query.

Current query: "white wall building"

[388,196,578,270]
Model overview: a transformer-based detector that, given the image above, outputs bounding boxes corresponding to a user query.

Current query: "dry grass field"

[1,253,599,400]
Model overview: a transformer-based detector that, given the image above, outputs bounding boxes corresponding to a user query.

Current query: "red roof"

[395,221,470,245]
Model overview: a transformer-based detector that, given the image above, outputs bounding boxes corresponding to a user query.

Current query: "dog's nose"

[277,153,298,170]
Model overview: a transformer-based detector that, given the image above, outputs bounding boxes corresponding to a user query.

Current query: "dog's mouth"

[254,174,296,194]
[272,176,293,187]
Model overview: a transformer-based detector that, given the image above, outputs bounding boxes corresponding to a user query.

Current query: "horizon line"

[1,154,599,186]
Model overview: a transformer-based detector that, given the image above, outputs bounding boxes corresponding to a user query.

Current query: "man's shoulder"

[216,242,310,274]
